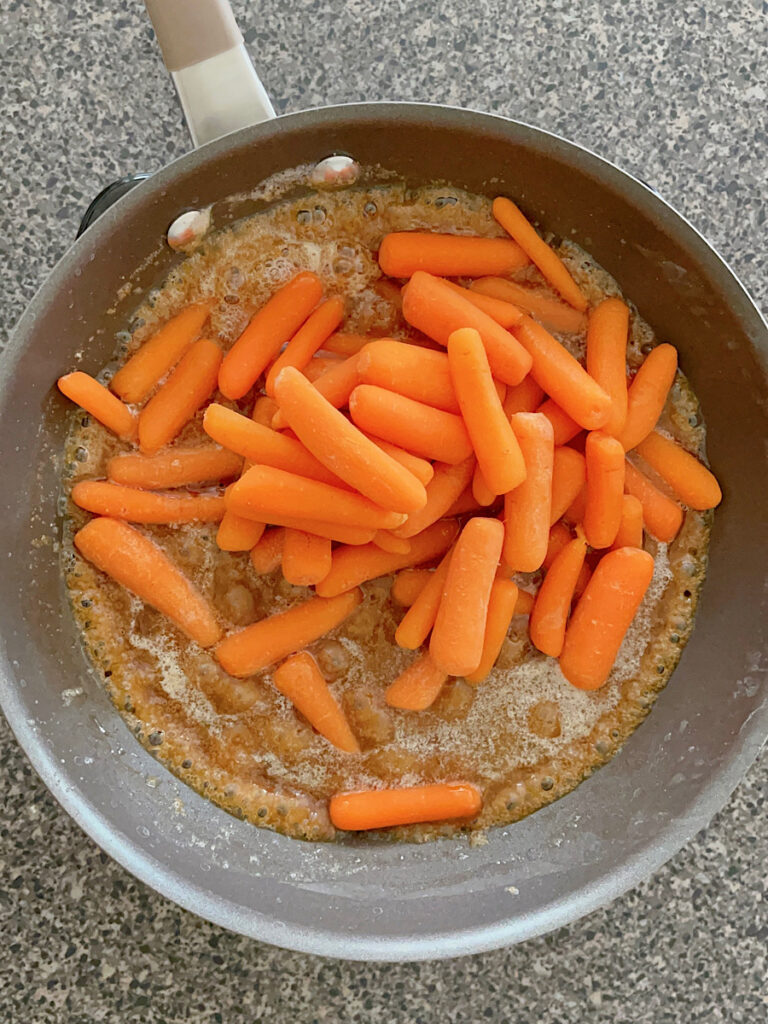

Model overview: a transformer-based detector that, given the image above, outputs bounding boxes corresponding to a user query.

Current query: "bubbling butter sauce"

[62,178,712,842]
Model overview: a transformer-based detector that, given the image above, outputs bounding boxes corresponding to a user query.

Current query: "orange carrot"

[372,531,411,555]
[543,522,573,569]
[430,517,504,676]
[574,563,592,599]
[445,487,485,518]
[623,461,684,542]
[74,517,221,646]
[559,547,655,689]
[586,297,629,437]
[242,511,375,546]
[391,568,431,607]
[281,529,333,586]
[322,332,377,357]
[329,782,482,831]
[530,535,587,657]
[272,366,427,514]
[549,446,586,525]
[349,385,473,465]
[492,197,587,311]
[442,279,523,329]
[618,344,678,451]
[303,355,343,382]
[251,395,279,428]
[110,303,209,404]
[392,458,475,539]
[138,339,221,454]
[448,327,527,494]
[107,447,242,489]
[271,353,362,429]
[611,494,644,550]
[401,272,531,385]
[218,271,323,400]
[362,434,434,487]
[216,589,363,677]
[472,465,497,506]
[217,512,265,552]
[583,431,626,548]
[70,481,225,523]
[635,431,722,510]
[58,372,137,441]
[470,277,587,334]
[250,528,285,573]
[265,296,345,396]
[273,652,359,752]
[316,519,459,598]
[512,316,611,429]
[384,652,449,711]
[503,413,555,571]
[563,482,588,526]
[537,398,582,446]
[378,231,528,278]
[465,578,519,684]
[395,548,453,649]
[502,375,546,417]
[514,590,535,616]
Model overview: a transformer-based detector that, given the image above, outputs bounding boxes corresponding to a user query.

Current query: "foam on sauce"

[62,180,712,842]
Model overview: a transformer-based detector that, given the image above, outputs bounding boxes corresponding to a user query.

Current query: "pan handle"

[144,0,275,148]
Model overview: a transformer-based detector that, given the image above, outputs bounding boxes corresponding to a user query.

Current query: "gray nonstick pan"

[0,0,765,961]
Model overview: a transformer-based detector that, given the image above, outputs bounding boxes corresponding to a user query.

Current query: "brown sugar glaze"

[61,180,712,842]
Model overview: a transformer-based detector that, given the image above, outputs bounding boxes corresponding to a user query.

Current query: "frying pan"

[1,0,765,962]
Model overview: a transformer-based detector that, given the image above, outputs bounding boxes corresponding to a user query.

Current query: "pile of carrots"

[58,195,722,833]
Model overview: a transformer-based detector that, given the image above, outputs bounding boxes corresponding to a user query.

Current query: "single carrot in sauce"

[513,590,535,617]
[378,231,528,278]
[623,461,684,543]
[249,528,285,573]
[470,277,587,334]
[110,303,209,404]
[218,271,323,400]
[549,446,586,525]
[74,517,221,647]
[273,652,359,753]
[583,431,626,549]
[543,521,573,569]
[559,547,655,690]
[441,279,523,329]
[635,431,722,510]
[472,464,497,507]
[530,535,587,658]
[395,547,453,650]
[216,589,363,678]
[503,413,555,572]
[492,197,587,312]
[618,344,678,451]
[265,296,345,396]
[611,494,644,550]
[71,481,225,523]
[107,447,242,490]
[321,332,378,357]
[586,297,629,437]
[138,338,222,454]
[465,578,519,684]
[390,568,431,607]
[281,529,333,587]
[430,517,504,677]
[502,375,546,417]
[217,511,266,552]
[392,458,475,539]
[57,372,137,441]
[384,652,449,711]
[536,398,582,446]
[372,531,411,555]
[329,782,482,831]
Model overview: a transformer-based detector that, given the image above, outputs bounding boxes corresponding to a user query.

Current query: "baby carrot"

[472,465,497,506]
[549,447,586,525]
[391,568,431,607]
[395,548,453,650]
[384,652,449,711]
[611,494,644,550]
[543,522,573,569]
[138,339,222,454]
[635,431,722,510]
[618,344,678,451]
[623,462,684,542]
[430,517,504,676]
[469,278,587,334]
[392,458,475,539]
[281,529,333,587]
[465,578,519,684]
[271,353,362,429]
[272,366,427,514]
[250,528,285,573]
[74,517,221,646]
[110,303,209,404]
[242,511,375,546]
[586,297,629,437]
[512,315,611,429]
[321,332,376,357]
[502,375,546,417]
[559,547,655,689]
[563,482,588,526]
[227,464,406,531]
[492,197,587,311]
[349,385,473,464]
[71,481,225,523]
[441,279,523,329]
[537,398,582,446]
[445,487,485,518]
[447,327,526,494]
[513,590,535,616]
[402,271,531,384]
[58,372,137,441]
[378,231,528,278]
[251,394,279,428]
[216,589,363,678]
[362,434,434,487]
[503,413,555,572]
[218,271,324,400]
[583,431,626,549]
[316,519,459,598]
[372,531,411,555]
[329,782,482,831]
[107,447,242,489]
[217,512,265,552]
[273,652,359,752]
[265,296,345,396]
[530,535,587,658]
[303,356,343,382]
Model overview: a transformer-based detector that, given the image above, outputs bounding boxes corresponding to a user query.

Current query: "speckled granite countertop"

[2,0,766,1020]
